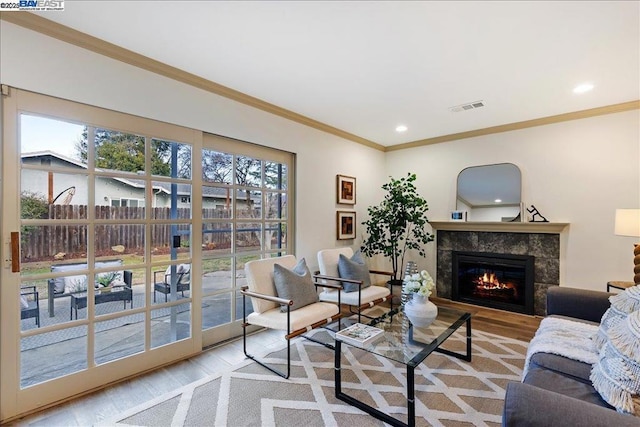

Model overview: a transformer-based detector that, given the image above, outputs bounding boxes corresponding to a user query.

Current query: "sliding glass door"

[199,134,294,346]
[1,89,199,419]
[0,88,295,421]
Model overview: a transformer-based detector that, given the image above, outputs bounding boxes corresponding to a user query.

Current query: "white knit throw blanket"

[522,317,599,380]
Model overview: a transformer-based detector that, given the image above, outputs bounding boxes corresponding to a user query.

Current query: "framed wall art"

[337,174,356,205]
[337,211,356,240]
[450,210,468,222]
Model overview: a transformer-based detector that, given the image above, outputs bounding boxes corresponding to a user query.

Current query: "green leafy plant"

[360,173,434,281]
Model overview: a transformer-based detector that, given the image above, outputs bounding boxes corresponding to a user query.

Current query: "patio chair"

[153,264,190,302]
[316,247,393,323]
[20,285,40,327]
[241,255,342,379]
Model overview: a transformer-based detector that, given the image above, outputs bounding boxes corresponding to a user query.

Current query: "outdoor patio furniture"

[47,259,133,317]
[20,285,40,327]
[153,264,191,302]
[69,285,134,320]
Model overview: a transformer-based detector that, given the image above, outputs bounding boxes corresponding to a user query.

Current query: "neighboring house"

[21,151,263,210]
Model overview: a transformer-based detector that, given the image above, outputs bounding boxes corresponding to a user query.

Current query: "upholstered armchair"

[316,247,393,323]
[241,255,342,379]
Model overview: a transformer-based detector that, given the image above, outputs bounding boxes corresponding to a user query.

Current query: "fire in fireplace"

[452,251,534,315]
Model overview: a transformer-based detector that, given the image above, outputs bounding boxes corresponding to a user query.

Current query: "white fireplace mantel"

[429,221,570,234]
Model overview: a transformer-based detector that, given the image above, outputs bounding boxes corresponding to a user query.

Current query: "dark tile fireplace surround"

[436,230,560,316]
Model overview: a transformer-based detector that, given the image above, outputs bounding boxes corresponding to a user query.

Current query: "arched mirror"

[456,163,522,222]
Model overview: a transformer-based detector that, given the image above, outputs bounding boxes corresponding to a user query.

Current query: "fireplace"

[452,251,534,315]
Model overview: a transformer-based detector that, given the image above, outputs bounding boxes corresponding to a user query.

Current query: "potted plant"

[360,173,434,285]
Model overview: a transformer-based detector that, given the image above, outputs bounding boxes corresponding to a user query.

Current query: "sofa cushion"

[244,255,298,314]
[594,306,627,350]
[591,309,640,415]
[53,260,125,294]
[273,258,318,312]
[594,286,640,350]
[338,250,370,293]
[524,364,613,409]
[51,263,86,293]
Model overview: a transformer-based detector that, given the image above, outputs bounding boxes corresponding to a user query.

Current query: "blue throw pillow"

[273,258,319,312]
[338,251,371,293]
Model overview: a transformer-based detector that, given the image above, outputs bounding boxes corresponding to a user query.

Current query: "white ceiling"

[36,1,639,147]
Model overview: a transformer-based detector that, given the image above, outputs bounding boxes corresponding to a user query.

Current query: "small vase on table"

[404,293,438,327]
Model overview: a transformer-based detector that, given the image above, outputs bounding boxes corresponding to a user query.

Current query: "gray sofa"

[502,286,640,426]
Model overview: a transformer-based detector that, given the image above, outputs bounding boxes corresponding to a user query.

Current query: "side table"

[607,281,635,293]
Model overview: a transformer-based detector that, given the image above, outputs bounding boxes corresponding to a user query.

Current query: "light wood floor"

[6,300,541,426]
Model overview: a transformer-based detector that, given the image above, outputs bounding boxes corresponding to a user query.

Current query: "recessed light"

[395,125,408,133]
[494,199,502,203]
[573,83,594,94]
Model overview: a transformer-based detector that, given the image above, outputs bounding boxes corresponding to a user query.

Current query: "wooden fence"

[21,205,248,260]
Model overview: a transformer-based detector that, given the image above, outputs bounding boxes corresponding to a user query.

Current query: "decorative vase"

[402,261,418,307]
[404,293,438,327]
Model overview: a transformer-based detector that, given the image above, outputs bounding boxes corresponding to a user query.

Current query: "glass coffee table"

[333,306,472,427]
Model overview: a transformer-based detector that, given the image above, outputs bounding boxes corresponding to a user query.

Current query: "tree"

[75,128,181,176]
[360,173,434,281]
[21,191,49,244]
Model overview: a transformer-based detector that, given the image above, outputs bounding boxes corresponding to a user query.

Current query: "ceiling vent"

[449,100,486,113]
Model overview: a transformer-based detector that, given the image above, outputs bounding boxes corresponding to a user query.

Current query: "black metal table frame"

[334,313,472,427]
[70,287,133,320]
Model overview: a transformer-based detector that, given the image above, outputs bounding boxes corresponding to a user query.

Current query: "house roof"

[21,151,260,201]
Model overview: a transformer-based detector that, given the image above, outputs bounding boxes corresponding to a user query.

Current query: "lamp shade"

[615,209,640,237]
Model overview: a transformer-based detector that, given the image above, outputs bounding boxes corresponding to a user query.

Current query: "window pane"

[203,185,232,219]
[235,156,261,187]
[94,128,146,175]
[202,258,233,294]
[236,223,261,252]
[150,224,191,264]
[202,222,232,256]
[151,181,191,215]
[20,114,85,165]
[95,313,145,365]
[151,303,191,348]
[265,222,287,251]
[21,170,88,212]
[265,162,287,190]
[265,192,286,219]
[21,325,88,388]
[152,263,191,305]
[202,294,231,329]
[151,139,192,179]
[235,189,261,219]
[20,226,88,274]
[202,149,232,184]
[94,224,145,258]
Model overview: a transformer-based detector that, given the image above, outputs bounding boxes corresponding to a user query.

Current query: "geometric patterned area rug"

[98,328,527,427]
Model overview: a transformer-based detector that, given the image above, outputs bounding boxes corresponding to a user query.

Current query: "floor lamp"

[615,209,640,284]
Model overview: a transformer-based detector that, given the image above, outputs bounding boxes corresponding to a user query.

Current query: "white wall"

[386,110,640,291]
[0,21,386,271]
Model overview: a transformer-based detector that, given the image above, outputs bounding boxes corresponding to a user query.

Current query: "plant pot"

[404,293,438,327]
[387,279,404,306]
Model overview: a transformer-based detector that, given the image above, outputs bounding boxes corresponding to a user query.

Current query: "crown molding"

[2,12,638,154]
[386,100,640,152]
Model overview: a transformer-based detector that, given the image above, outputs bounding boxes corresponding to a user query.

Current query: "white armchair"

[316,248,393,323]
[241,255,342,379]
